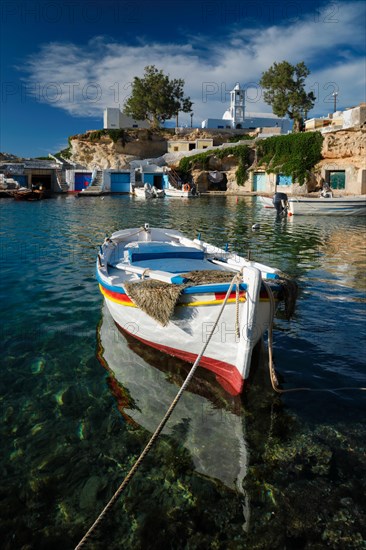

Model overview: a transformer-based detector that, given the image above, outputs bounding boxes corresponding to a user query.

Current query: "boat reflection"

[286,216,366,289]
[97,304,249,495]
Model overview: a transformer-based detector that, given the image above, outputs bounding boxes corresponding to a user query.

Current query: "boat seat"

[126,242,204,263]
[129,257,222,273]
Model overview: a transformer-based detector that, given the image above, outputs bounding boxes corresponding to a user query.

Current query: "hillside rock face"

[70,138,136,169]
[321,129,365,165]
[67,128,252,169]
[69,130,169,169]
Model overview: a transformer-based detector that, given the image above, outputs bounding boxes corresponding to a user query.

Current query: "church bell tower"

[230,83,245,128]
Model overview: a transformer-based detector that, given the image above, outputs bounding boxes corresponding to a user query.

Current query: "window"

[277,174,292,186]
[329,171,345,190]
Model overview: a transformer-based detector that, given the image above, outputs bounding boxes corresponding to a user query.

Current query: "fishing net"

[124,270,297,325]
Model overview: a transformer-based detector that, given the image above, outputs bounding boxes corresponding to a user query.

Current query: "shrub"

[256,132,323,184]
[178,144,251,186]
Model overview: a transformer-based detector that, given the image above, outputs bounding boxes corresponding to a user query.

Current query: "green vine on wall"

[178,144,251,186]
[256,132,323,184]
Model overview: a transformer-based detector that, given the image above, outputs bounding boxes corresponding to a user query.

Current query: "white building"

[202,83,291,133]
[305,102,366,132]
[103,108,150,130]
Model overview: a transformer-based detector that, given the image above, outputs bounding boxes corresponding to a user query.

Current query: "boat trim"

[115,320,245,395]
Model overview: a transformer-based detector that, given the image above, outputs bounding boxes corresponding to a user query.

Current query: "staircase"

[81,170,104,195]
[55,170,69,193]
[168,168,182,189]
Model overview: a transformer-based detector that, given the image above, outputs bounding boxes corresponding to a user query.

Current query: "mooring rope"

[263,280,366,394]
[235,281,241,338]
[75,271,242,549]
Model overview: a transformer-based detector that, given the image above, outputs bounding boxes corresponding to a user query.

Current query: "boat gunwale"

[96,268,283,296]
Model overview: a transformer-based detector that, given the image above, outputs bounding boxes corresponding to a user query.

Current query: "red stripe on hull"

[116,322,244,396]
[103,287,133,303]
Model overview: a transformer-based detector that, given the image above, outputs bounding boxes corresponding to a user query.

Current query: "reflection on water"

[286,215,366,290]
[0,195,365,548]
[98,304,248,494]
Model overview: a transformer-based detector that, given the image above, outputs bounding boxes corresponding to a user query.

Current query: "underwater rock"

[79,475,106,510]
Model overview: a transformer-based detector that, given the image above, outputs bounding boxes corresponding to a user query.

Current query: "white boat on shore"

[96,224,296,395]
[164,183,199,198]
[288,195,366,216]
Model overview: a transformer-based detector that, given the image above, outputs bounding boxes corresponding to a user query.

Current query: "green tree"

[124,65,192,128]
[259,61,316,132]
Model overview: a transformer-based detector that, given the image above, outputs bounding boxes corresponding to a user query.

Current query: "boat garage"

[0,160,62,192]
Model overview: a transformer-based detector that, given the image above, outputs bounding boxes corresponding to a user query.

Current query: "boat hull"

[164,188,198,198]
[288,196,366,216]
[100,285,273,395]
[13,190,46,201]
[134,187,164,199]
[257,195,274,208]
[96,226,288,396]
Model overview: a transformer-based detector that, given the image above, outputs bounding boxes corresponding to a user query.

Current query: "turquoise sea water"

[1,195,365,549]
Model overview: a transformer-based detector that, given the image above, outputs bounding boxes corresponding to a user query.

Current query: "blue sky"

[1,0,365,158]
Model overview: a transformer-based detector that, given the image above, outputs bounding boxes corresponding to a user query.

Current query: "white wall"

[65,169,75,192]
[104,108,121,129]
[103,108,150,129]
[202,116,291,132]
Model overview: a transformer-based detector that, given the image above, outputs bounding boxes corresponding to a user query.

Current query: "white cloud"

[20,1,365,125]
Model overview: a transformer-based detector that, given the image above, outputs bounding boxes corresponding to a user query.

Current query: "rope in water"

[263,280,366,394]
[75,271,242,549]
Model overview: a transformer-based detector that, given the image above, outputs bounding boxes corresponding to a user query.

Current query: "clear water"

[1,195,365,549]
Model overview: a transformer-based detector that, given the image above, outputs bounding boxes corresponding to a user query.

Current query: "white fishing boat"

[96,225,296,395]
[164,183,199,198]
[288,195,366,216]
[98,303,250,495]
[134,183,164,199]
[257,196,274,208]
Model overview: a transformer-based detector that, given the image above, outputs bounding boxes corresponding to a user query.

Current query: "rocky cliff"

[67,128,246,169]
[68,129,171,169]
[321,129,365,163]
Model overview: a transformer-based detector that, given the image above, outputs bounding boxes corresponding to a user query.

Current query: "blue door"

[143,174,154,186]
[110,172,130,193]
[253,172,267,191]
[12,175,28,187]
[75,173,92,191]
[277,174,292,186]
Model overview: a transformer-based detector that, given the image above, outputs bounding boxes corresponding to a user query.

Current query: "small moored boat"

[96,225,296,395]
[164,183,199,198]
[134,183,164,199]
[257,195,274,208]
[13,186,47,201]
[288,195,366,216]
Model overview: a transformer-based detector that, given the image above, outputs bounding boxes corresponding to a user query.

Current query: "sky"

[0,0,365,158]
